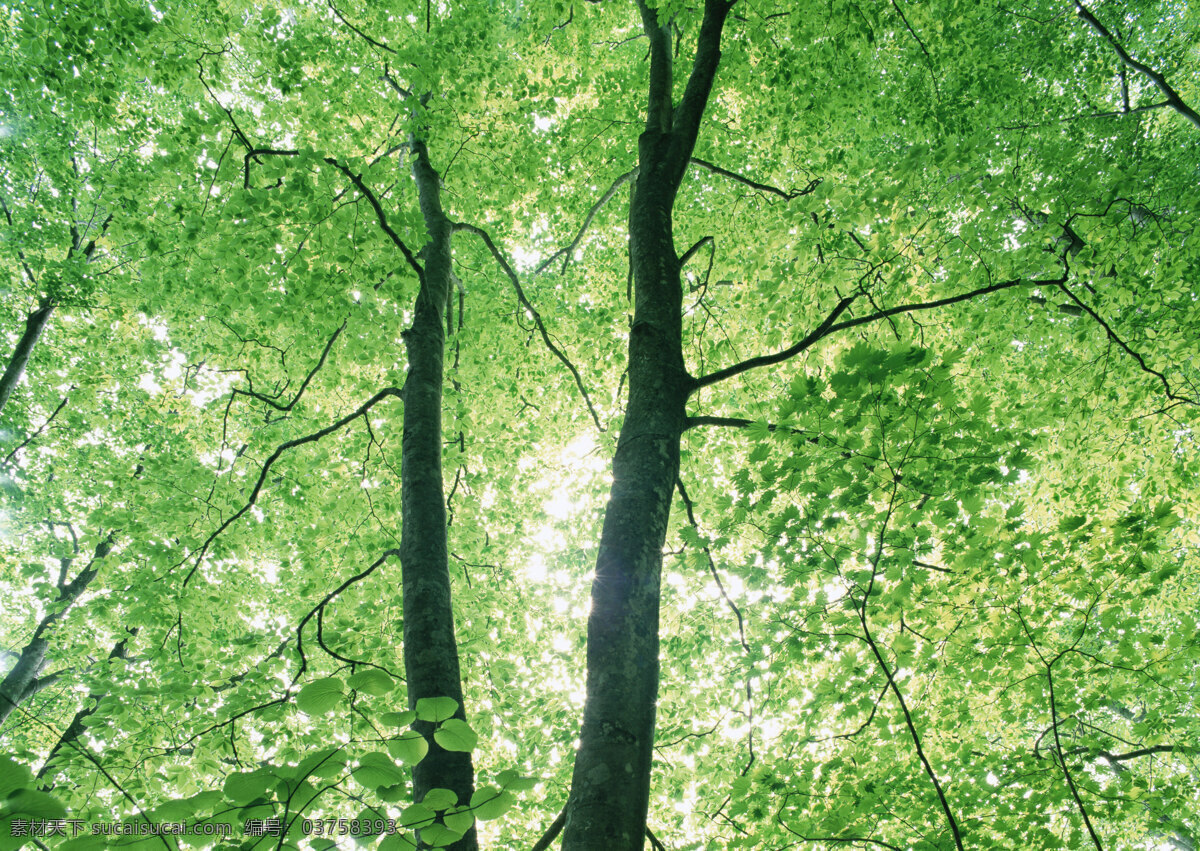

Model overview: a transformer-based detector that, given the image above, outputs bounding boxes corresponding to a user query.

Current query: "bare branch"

[680,235,714,267]
[0,196,41,286]
[890,0,939,101]
[856,486,964,849]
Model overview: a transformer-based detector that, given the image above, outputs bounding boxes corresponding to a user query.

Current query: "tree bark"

[0,534,111,727]
[0,299,55,416]
[562,3,734,848]
[401,135,478,851]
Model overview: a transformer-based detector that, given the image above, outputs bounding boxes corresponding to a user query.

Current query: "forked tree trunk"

[563,2,734,848]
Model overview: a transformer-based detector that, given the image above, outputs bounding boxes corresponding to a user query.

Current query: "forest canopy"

[1,0,1199,849]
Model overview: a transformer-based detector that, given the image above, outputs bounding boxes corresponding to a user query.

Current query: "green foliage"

[2,0,1198,849]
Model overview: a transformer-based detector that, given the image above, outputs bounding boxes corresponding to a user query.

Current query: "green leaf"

[296,677,345,715]
[418,823,463,848]
[380,709,418,727]
[0,758,32,799]
[0,789,67,826]
[386,730,430,766]
[400,802,436,830]
[352,752,405,790]
[422,788,458,810]
[347,668,396,696]
[414,697,459,723]
[379,833,419,851]
[470,786,515,820]
[223,769,275,805]
[433,719,478,753]
[495,769,536,792]
[443,805,475,835]
[295,747,348,779]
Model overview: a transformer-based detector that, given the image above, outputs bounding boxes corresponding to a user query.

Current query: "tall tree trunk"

[0,299,55,416]
[401,136,478,851]
[563,3,734,848]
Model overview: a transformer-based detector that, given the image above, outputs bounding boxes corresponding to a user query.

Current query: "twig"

[454,221,606,432]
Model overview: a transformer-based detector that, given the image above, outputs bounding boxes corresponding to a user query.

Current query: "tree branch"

[1056,282,1197,406]
[693,268,1071,390]
[173,387,404,586]
[856,487,964,849]
[2,394,69,467]
[689,157,820,200]
[691,294,858,390]
[1075,1,1200,131]
[683,414,813,439]
[293,549,403,681]
[327,0,398,54]
[637,0,674,133]
[529,807,566,851]
[669,0,738,172]
[322,157,425,279]
[454,221,606,432]
[534,168,638,275]
[231,320,347,413]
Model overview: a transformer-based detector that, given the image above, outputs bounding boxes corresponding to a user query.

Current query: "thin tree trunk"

[0,299,55,416]
[401,134,478,851]
[562,3,734,848]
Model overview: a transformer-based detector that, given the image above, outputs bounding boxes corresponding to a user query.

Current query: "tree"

[2,1,1199,850]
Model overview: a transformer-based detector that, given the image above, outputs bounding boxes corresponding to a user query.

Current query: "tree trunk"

[563,3,733,847]
[401,136,478,851]
[0,535,110,727]
[0,636,51,728]
[0,299,55,416]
